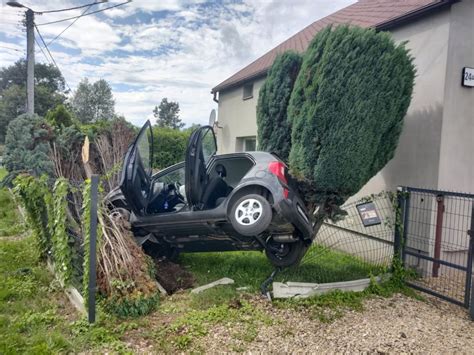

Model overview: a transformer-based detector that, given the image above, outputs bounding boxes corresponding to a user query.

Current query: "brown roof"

[212,0,453,93]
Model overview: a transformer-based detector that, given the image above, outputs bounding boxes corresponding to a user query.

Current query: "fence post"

[393,186,406,263]
[432,195,445,277]
[88,175,99,324]
[467,202,474,320]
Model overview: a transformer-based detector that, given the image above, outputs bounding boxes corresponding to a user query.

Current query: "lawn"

[180,245,385,292]
[0,168,25,237]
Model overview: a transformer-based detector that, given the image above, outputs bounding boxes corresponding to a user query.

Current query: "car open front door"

[120,120,153,215]
[184,125,217,208]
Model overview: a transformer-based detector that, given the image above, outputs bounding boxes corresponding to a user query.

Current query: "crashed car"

[106,121,315,267]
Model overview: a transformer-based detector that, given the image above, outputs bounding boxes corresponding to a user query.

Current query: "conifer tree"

[257,51,302,162]
[288,25,415,210]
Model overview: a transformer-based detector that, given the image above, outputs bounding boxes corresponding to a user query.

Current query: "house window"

[242,83,253,100]
[236,136,257,152]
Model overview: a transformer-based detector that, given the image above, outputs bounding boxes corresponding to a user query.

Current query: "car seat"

[201,164,231,209]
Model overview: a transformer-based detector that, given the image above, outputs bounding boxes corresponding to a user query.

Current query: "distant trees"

[153,98,184,130]
[257,51,302,162]
[0,60,67,143]
[71,78,116,123]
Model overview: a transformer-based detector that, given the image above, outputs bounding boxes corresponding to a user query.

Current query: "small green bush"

[4,114,54,177]
[257,51,302,162]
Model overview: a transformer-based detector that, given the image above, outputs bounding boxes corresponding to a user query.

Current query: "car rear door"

[120,120,153,215]
[185,126,217,208]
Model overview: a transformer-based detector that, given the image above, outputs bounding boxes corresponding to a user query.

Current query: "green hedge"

[152,127,191,169]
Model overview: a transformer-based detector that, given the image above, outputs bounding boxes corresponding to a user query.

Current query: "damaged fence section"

[278,192,396,285]
[13,173,161,323]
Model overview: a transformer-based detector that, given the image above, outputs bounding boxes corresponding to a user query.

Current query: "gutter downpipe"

[212,91,219,104]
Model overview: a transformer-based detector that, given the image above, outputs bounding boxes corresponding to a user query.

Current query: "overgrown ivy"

[13,175,51,260]
[82,178,102,307]
[50,178,75,285]
[13,175,76,285]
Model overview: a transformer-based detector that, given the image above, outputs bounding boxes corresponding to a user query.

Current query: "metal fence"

[280,192,396,283]
[398,186,474,313]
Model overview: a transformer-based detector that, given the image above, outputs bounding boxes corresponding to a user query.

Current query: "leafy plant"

[13,174,51,259]
[50,178,76,285]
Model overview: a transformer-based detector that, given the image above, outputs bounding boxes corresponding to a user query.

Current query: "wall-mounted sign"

[356,202,381,227]
[462,67,474,88]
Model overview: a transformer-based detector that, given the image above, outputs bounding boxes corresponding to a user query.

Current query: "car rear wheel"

[229,194,272,236]
[265,237,306,267]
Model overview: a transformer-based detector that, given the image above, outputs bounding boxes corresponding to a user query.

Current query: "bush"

[257,51,302,162]
[45,104,74,128]
[153,127,191,169]
[4,114,54,177]
[288,25,415,208]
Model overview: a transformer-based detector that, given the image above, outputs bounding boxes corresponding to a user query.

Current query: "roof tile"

[213,0,445,92]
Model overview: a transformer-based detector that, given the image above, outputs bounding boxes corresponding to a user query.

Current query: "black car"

[106,121,315,267]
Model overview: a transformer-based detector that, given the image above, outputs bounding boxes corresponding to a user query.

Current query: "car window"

[156,165,185,185]
[201,127,216,165]
[136,126,152,176]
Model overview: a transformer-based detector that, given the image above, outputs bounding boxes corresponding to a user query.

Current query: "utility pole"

[25,9,34,115]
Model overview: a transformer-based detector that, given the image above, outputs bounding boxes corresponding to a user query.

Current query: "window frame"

[242,82,254,100]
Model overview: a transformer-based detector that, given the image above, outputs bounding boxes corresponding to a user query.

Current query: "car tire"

[265,237,306,268]
[229,194,272,236]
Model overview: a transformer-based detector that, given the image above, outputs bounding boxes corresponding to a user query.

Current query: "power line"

[34,37,52,64]
[34,24,72,93]
[37,1,107,14]
[36,1,131,26]
[47,5,93,46]
[0,45,24,53]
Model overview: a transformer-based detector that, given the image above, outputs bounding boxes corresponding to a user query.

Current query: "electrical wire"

[37,1,107,14]
[34,37,52,64]
[36,1,132,26]
[34,24,72,92]
[0,45,24,53]
[46,5,93,46]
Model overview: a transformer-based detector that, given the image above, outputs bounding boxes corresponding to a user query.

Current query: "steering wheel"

[173,181,185,201]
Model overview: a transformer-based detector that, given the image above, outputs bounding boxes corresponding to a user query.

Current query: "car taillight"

[268,161,289,198]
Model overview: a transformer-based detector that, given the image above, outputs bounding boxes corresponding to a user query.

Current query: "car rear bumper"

[275,194,314,241]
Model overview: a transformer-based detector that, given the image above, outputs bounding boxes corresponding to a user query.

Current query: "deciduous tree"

[0,60,67,143]
[71,78,116,123]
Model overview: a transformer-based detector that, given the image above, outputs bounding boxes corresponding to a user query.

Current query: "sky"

[0,0,355,127]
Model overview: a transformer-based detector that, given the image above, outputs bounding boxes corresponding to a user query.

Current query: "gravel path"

[198,293,474,353]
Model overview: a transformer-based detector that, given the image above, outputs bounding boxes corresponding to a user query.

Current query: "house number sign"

[462,67,474,88]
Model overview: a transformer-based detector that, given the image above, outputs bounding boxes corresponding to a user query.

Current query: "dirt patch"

[155,260,195,294]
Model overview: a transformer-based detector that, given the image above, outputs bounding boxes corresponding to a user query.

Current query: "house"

[211,0,474,196]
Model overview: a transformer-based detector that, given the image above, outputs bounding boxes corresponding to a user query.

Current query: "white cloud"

[0,0,356,127]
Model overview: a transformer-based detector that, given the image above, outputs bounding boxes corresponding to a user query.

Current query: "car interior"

[146,155,255,215]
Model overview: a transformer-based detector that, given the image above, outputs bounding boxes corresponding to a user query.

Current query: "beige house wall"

[216,2,473,196]
[216,78,265,154]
